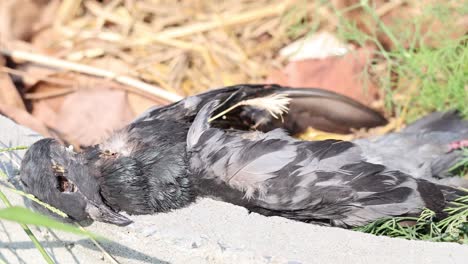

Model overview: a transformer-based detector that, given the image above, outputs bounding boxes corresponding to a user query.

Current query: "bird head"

[20,138,133,226]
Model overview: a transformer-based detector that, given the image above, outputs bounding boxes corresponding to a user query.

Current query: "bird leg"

[448,140,468,152]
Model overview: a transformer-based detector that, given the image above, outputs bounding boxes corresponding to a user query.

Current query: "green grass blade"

[5,187,68,218]
[0,190,55,264]
[0,206,100,239]
[0,146,28,152]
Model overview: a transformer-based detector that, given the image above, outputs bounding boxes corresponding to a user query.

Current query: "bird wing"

[134,84,387,134]
[188,101,445,227]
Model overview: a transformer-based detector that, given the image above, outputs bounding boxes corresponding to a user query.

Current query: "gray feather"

[355,111,467,180]
[188,103,453,227]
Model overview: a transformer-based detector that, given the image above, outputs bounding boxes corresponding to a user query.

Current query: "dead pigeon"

[19,96,466,227]
[19,83,386,225]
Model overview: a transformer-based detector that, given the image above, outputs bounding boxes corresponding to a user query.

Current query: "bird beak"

[85,202,133,226]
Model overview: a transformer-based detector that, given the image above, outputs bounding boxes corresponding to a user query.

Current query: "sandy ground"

[1,114,468,264]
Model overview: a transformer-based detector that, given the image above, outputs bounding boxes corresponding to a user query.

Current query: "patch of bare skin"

[99,131,137,157]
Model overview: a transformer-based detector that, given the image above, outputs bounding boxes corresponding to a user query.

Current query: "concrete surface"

[1,114,467,264]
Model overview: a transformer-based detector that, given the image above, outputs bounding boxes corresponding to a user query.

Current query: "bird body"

[355,111,468,179]
[19,85,467,227]
[187,101,464,227]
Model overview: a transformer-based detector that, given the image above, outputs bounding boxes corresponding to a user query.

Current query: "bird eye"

[52,162,77,193]
[57,175,77,193]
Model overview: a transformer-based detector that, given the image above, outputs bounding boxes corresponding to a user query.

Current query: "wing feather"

[189,102,446,227]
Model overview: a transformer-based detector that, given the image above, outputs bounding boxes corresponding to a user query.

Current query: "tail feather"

[437,184,468,203]
[416,179,447,215]
[417,179,467,219]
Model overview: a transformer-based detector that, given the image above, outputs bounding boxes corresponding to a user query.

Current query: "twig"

[0,66,75,86]
[25,88,76,100]
[94,0,123,30]
[3,187,68,218]
[55,0,83,26]
[82,1,209,53]
[0,48,183,102]
[153,1,293,39]
[86,0,292,39]
[2,65,168,103]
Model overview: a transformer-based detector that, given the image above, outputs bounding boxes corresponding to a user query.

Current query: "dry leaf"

[0,103,51,136]
[0,0,53,41]
[32,88,134,146]
[27,72,137,146]
[0,72,26,110]
[127,93,159,116]
[0,56,26,110]
[268,47,379,105]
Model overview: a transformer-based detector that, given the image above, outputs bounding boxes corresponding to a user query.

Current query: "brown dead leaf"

[0,0,55,42]
[0,103,51,136]
[86,57,164,116]
[0,56,26,110]
[267,47,379,105]
[26,72,80,112]
[127,93,159,116]
[17,62,63,88]
[25,71,140,146]
[18,67,164,145]
[0,72,26,110]
[32,88,134,146]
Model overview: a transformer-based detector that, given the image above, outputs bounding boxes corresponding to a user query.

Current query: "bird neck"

[94,151,196,215]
